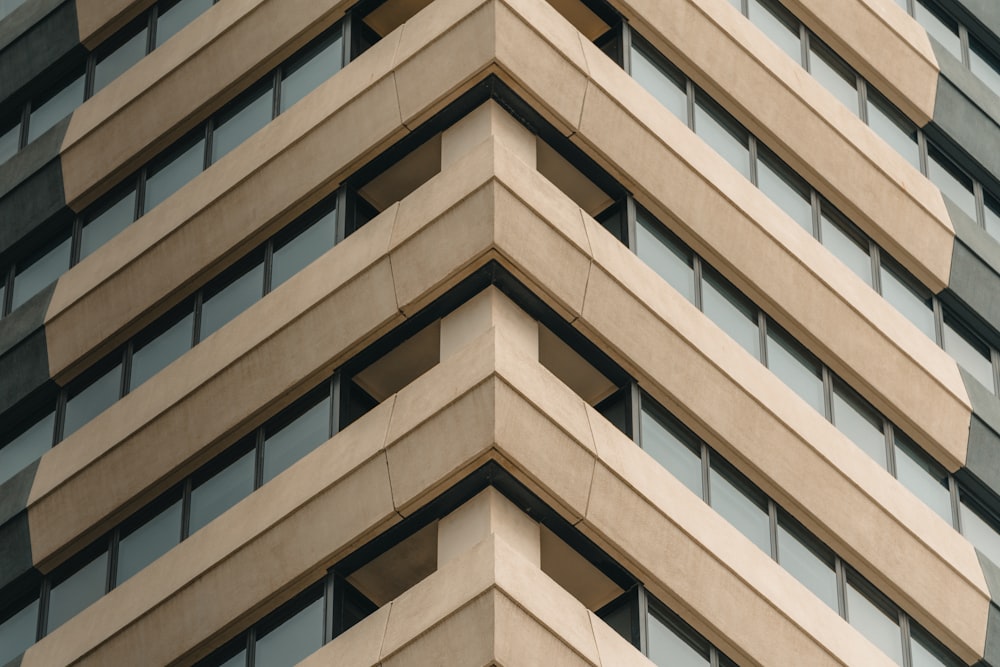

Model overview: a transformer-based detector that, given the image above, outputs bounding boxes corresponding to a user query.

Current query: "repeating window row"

[614,26,1000,399]
[0,369,378,666]
[0,19,348,320]
[0,0,219,165]
[737,0,1000,250]
[602,199,1000,600]
[600,388,962,667]
[0,188,379,489]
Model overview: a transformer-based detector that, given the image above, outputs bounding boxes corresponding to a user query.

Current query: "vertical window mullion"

[948,475,962,530]
[958,24,970,68]
[146,8,158,55]
[36,578,51,639]
[252,428,265,491]
[624,194,638,254]
[767,498,779,561]
[856,75,868,120]
[748,136,759,186]
[3,264,15,315]
[932,296,944,347]
[84,53,96,101]
[246,626,257,667]
[192,291,204,345]
[180,477,193,540]
[899,610,913,667]
[917,130,929,177]
[701,443,712,505]
[869,243,882,294]
[974,180,986,228]
[323,571,337,644]
[18,103,30,150]
[54,389,68,444]
[835,557,847,619]
[821,366,834,422]
[692,255,704,312]
[621,21,633,74]
[121,341,134,396]
[636,584,650,657]
[107,528,120,591]
[883,418,896,477]
[799,25,809,69]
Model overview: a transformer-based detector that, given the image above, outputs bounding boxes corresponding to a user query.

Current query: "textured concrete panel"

[0,0,81,105]
[949,231,1000,335]
[0,282,53,417]
[957,0,1000,40]
[0,0,63,50]
[0,460,37,593]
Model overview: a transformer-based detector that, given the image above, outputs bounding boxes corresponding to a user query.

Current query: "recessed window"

[11,233,71,311]
[913,0,961,60]
[27,71,85,142]
[46,551,108,633]
[94,22,149,94]
[819,208,871,286]
[116,496,183,584]
[747,0,801,62]
[709,457,771,554]
[640,400,703,497]
[756,147,812,232]
[846,575,904,666]
[130,306,195,390]
[81,187,137,259]
[634,211,695,303]
[144,133,207,213]
[831,379,886,467]
[280,26,344,112]
[894,432,952,523]
[693,92,751,178]
[189,444,256,534]
[702,266,760,359]
[776,511,838,610]
[157,0,214,47]
[0,595,38,666]
[0,410,55,486]
[63,363,123,438]
[926,144,976,222]
[262,388,331,484]
[809,39,858,114]
[765,323,824,413]
[211,82,274,163]
[630,39,687,123]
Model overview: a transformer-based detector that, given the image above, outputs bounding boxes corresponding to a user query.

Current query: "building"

[1,0,1000,664]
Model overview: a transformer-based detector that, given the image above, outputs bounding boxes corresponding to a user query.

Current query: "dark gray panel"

[981,550,1000,667]
[949,220,1000,333]
[1,654,22,667]
[0,0,66,51]
[0,114,67,201]
[954,0,1000,41]
[0,1,82,107]
[930,40,1000,183]
[0,461,36,593]
[961,367,1000,507]
[0,282,54,418]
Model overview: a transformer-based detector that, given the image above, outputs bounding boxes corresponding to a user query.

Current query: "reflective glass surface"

[777,514,838,610]
[144,135,206,212]
[635,213,695,303]
[702,268,760,358]
[254,596,323,667]
[809,41,858,113]
[647,602,709,667]
[640,404,703,497]
[157,0,214,46]
[630,43,688,123]
[846,579,903,665]
[64,364,122,438]
[960,498,1000,567]
[894,433,952,523]
[0,411,54,486]
[271,206,337,288]
[866,93,920,170]
[820,211,871,285]
[81,189,137,259]
[832,382,886,467]
[969,37,1000,95]
[212,85,273,163]
[926,145,976,221]
[130,310,194,389]
[94,27,148,94]
[693,94,750,178]
[757,149,813,232]
[709,460,771,554]
[199,261,264,339]
[117,499,182,583]
[766,325,824,412]
[985,193,1000,241]
[47,552,108,632]
[942,316,994,392]
[190,449,255,533]
[880,261,935,339]
[914,0,961,59]
[747,0,801,62]
[0,597,38,665]
[28,73,85,142]
[910,623,963,667]
[11,235,71,311]
[281,29,344,112]
[262,397,329,483]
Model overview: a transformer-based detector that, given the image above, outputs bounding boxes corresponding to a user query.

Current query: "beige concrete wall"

[75,0,156,48]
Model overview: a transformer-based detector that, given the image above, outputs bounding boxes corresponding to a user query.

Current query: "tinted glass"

[985,192,1000,241]
[709,460,770,553]
[640,403,703,497]
[212,84,273,163]
[94,27,148,94]
[0,597,38,665]
[144,135,206,212]
[693,93,750,178]
[969,37,1000,95]
[926,145,976,221]
[702,267,760,359]
[262,396,329,483]
[913,0,960,59]
[832,381,885,467]
[280,28,344,112]
[777,514,837,610]
[157,0,214,47]
[28,72,85,142]
[190,448,255,533]
[880,260,935,339]
[894,432,952,523]
[820,211,871,285]
[747,0,801,62]
[199,261,264,339]
[866,92,920,170]
[11,235,71,311]
[254,596,323,667]
[0,411,54,486]
[597,596,633,644]
[131,310,194,389]
[271,205,338,288]
[214,648,247,667]
[81,188,137,259]
[809,41,858,113]
[942,315,993,392]
[910,623,963,667]
[630,42,688,123]
[757,149,813,232]
[960,497,1000,566]
[647,602,709,667]
[117,499,182,583]
[47,552,108,632]
[0,0,26,21]
[766,325,824,413]
[846,578,903,665]
[635,213,695,303]
[63,364,122,438]
[0,117,19,163]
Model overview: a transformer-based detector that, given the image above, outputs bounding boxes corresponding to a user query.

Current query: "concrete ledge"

[0,460,38,595]
[955,0,1000,40]
[0,282,54,420]
[949,216,1000,334]
[74,0,153,48]
[0,0,81,106]
[0,0,64,50]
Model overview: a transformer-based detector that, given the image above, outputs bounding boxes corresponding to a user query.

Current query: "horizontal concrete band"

[41,0,969,476]
[18,323,929,666]
[18,127,988,663]
[0,0,82,107]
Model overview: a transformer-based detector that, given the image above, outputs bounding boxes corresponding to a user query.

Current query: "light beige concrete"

[784,0,939,124]
[438,488,541,567]
[440,286,538,361]
[75,0,155,47]
[441,100,537,170]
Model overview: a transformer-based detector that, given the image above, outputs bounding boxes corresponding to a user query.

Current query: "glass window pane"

[629,41,688,123]
[116,498,182,584]
[280,27,344,112]
[913,0,961,60]
[157,0,214,47]
[766,324,824,413]
[93,27,148,94]
[0,411,55,485]
[0,117,19,163]
[190,448,255,533]
[254,596,323,667]
[81,188,137,259]
[214,648,247,667]
[942,314,994,392]
[635,212,695,303]
[271,204,337,288]
[11,235,71,311]
[985,192,1000,241]
[130,309,194,389]
[262,393,330,483]
[757,148,813,232]
[747,0,801,63]
[846,577,903,665]
[212,84,273,163]
[832,380,886,467]
[702,267,760,359]
[809,41,858,114]
[960,496,1000,566]
[144,134,206,213]
[894,432,952,523]
[880,260,935,339]
[199,260,264,339]
[640,402,703,498]
[47,552,108,632]
[866,92,920,170]
[969,37,1000,96]
[28,72,85,142]
[63,363,122,438]
[694,93,750,178]
[927,144,976,221]
[0,596,38,665]
[597,596,633,644]
[910,624,963,667]
[820,209,871,285]
[647,601,709,667]
[777,513,838,610]
[709,459,771,553]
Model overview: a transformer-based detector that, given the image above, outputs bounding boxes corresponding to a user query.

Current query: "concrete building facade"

[2,0,1000,664]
